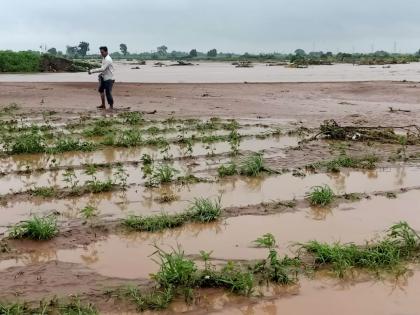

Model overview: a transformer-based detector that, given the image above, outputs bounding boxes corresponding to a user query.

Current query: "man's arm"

[89,58,111,74]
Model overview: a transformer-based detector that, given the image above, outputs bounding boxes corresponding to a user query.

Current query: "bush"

[0,50,41,72]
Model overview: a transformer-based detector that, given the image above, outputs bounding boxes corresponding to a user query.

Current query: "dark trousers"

[98,78,114,106]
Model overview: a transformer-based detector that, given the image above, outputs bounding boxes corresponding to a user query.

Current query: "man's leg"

[100,92,106,107]
[97,78,106,109]
[105,80,114,109]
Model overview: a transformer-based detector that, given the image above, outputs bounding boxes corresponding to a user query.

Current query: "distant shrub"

[0,51,41,72]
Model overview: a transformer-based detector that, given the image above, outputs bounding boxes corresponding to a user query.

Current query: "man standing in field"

[88,46,115,110]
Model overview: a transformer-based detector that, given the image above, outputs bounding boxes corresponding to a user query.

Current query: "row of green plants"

[6,197,221,240]
[0,124,271,157]
[29,165,128,198]
[4,182,356,240]
[113,222,420,311]
[123,197,222,232]
[0,296,97,315]
[2,222,418,312]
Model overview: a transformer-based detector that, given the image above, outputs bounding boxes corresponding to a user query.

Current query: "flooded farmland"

[0,83,420,315]
[1,62,420,83]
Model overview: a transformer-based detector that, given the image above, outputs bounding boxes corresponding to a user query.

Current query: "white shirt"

[91,55,114,80]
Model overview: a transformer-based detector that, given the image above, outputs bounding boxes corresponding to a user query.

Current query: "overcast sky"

[2,0,420,54]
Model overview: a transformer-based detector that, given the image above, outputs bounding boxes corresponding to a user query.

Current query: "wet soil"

[1,81,420,127]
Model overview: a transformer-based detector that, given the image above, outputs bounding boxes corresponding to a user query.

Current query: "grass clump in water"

[123,197,222,232]
[5,131,46,154]
[253,233,276,248]
[123,213,185,232]
[50,137,96,153]
[239,153,266,176]
[152,246,254,297]
[0,297,97,315]
[187,197,222,223]
[118,286,173,312]
[309,154,379,172]
[80,205,99,219]
[9,215,58,240]
[146,164,178,187]
[299,222,420,277]
[217,162,237,177]
[30,186,56,198]
[218,154,272,177]
[115,129,143,147]
[307,185,334,206]
[252,249,302,285]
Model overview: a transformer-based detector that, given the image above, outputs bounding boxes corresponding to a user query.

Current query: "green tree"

[78,41,90,57]
[120,43,128,56]
[189,49,198,58]
[157,45,168,56]
[66,46,78,57]
[207,49,217,57]
[294,49,306,57]
[47,48,57,55]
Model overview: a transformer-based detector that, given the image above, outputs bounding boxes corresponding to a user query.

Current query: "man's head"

[99,46,108,58]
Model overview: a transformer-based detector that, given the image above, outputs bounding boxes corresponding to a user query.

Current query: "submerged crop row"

[2,223,418,313]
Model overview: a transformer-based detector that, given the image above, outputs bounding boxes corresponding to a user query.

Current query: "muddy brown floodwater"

[2,190,419,279]
[1,166,419,231]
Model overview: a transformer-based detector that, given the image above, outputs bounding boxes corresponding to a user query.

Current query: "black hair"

[99,46,108,52]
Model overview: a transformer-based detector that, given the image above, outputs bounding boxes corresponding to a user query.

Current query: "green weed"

[50,137,96,153]
[254,233,276,248]
[308,185,334,206]
[299,222,420,277]
[80,205,98,219]
[152,246,198,288]
[119,286,173,312]
[123,213,185,232]
[30,186,56,198]
[187,197,222,223]
[253,249,302,285]
[0,297,97,315]
[9,215,58,240]
[5,131,46,154]
[119,112,144,125]
[123,197,222,232]
[146,164,178,187]
[309,154,379,172]
[114,129,143,147]
[239,153,265,176]
[217,162,237,177]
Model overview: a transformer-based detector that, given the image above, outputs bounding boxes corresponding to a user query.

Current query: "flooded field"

[1,61,420,83]
[0,99,420,314]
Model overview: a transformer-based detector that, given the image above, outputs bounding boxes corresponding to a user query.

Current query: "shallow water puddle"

[0,158,211,195]
[0,136,297,173]
[1,190,419,279]
[0,166,419,230]
[202,270,420,315]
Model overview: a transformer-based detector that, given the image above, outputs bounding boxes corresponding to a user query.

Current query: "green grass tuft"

[299,222,420,277]
[239,153,265,176]
[217,162,237,177]
[30,186,56,198]
[187,197,222,223]
[254,233,276,248]
[123,197,222,232]
[9,216,58,240]
[308,185,334,206]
